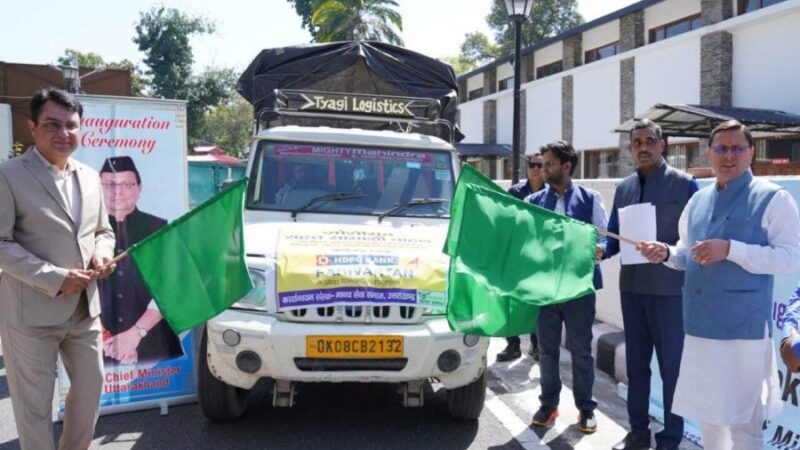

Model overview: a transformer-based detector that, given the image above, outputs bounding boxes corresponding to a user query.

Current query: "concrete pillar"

[484,68,497,95]
[701,31,733,108]
[523,52,535,82]
[619,10,645,52]
[563,35,583,70]
[617,57,637,176]
[702,0,733,25]
[483,100,497,144]
[457,79,467,104]
[562,76,574,144]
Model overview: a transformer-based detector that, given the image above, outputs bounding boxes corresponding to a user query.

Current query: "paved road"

[0,337,701,450]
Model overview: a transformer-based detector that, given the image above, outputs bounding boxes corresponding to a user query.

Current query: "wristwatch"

[134,324,148,338]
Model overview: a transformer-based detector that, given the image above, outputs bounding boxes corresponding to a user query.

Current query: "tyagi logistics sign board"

[276,224,447,311]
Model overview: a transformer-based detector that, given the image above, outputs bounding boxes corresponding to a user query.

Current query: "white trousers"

[701,399,764,450]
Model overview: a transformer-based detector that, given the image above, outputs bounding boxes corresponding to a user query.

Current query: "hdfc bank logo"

[316,255,331,266]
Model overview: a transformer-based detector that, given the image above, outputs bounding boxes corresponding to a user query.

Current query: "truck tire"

[198,328,250,421]
[446,371,486,420]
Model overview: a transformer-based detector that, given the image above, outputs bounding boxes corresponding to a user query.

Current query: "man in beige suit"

[0,89,115,450]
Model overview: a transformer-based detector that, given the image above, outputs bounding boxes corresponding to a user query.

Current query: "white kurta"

[665,186,800,425]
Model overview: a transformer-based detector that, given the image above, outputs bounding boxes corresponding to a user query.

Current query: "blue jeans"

[621,292,684,449]
[537,293,597,412]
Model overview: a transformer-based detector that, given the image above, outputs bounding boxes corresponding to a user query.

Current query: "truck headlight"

[233,268,267,311]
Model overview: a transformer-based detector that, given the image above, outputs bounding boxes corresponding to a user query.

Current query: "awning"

[454,143,512,158]
[615,104,800,138]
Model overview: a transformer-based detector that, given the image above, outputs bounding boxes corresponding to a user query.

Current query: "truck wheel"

[198,328,250,421]
[446,371,486,420]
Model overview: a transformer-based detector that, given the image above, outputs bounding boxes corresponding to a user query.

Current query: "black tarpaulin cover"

[237,41,460,132]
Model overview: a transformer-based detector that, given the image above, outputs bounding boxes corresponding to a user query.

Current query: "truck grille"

[294,358,408,371]
[284,305,423,324]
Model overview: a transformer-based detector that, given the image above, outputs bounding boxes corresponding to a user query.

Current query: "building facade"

[457,0,800,179]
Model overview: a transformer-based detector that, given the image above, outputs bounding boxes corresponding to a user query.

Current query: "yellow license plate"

[306,335,404,359]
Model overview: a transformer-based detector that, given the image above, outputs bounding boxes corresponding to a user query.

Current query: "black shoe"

[528,346,540,361]
[612,432,651,450]
[577,410,597,434]
[531,406,559,427]
[496,343,521,362]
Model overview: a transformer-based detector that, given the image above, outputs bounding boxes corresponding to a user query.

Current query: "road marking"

[485,338,629,449]
[485,391,549,449]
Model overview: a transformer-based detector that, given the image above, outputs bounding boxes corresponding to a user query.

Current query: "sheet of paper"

[618,203,656,265]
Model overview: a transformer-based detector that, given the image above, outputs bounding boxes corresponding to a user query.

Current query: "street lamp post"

[60,54,81,94]
[504,0,533,184]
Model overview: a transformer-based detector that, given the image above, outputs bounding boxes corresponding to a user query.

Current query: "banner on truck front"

[54,95,195,418]
[276,224,447,311]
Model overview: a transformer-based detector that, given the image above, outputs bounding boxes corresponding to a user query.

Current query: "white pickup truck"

[197,42,488,422]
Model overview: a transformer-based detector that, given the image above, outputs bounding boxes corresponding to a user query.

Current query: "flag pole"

[596,227,641,246]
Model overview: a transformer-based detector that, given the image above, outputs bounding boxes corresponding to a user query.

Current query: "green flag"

[128,178,253,333]
[444,165,598,337]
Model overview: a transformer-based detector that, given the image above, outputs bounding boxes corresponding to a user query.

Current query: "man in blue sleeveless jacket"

[527,141,607,434]
[497,153,546,362]
[604,119,698,450]
[638,120,800,449]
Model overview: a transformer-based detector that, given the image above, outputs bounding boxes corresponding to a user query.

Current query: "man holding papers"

[603,119,698,450]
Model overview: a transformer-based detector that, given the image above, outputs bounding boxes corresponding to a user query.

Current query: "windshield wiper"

[377,198,448,223]
[290,192,368,219]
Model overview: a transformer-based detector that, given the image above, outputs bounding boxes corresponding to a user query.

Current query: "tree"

[287,0,323,41]
[186,67,238,144]
[486,0,583,56]
[57,49,148,96]
[58,49,105,68]
[459,32,500,68]
[133,6,214,100]
[196,97,254,157]
[311,0,403,45]
[440,55,477,76]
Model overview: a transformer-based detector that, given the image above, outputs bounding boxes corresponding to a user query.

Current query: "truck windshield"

[246,141,454,218]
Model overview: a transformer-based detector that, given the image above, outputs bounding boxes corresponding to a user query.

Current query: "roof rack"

[255,89,457,143]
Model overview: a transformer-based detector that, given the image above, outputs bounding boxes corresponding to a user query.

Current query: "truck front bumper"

[205,309,488,390]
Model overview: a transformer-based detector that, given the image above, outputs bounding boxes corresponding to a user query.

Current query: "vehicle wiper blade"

[377,198,448,223]
[290,192,368,219]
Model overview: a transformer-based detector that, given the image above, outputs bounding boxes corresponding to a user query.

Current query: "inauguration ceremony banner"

[55,95,195,418]
[276,224,447,311]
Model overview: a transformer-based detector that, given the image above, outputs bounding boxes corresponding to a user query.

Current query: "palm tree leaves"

[311,0,404,45]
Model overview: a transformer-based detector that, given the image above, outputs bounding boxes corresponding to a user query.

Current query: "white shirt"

[553,185,609,229]
[33,148,82,225]
[665,184,800,425]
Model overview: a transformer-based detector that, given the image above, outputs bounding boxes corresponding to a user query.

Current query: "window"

[738,0,786,14]
[583,149,619,179]
[498,77,514,91]
[468,87,483,101]
[649,14,703,43]
[584,42,620,63]
[248,141,454,216]
[535,61,563,79]
[666,142,701,171]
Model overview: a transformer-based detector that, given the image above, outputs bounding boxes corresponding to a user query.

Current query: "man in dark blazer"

[528,141,607,434]
[0,89,115,450]
[604,119,697,450]
[99,156,183,365]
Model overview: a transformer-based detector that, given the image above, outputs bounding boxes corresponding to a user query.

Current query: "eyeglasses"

[39,120,79,133]
[528,162,543,169]
[632,136,658,147]
[711,145,749,155]
[102,182,138,191]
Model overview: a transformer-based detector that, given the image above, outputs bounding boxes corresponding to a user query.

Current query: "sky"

[1,0,638,74]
